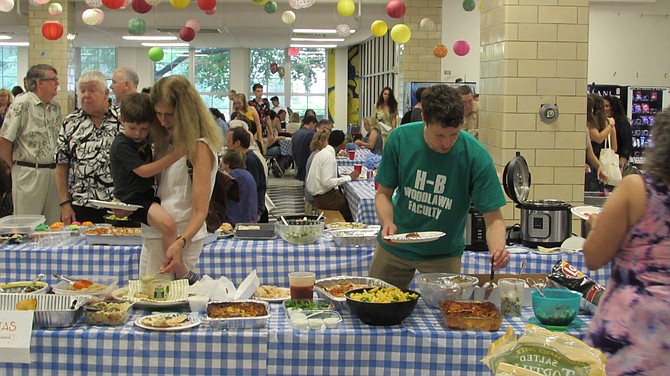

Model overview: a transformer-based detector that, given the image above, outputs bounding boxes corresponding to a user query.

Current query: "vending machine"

[627,87,670,165]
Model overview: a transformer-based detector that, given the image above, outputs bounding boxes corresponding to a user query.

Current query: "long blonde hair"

[150,75,223,158]
[363,116,382,134]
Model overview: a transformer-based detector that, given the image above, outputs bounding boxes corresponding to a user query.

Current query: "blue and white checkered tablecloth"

[267,303,593,376]
[336,148,372,168]
[1,310,267,376]
[342,179,379,225]
[278,138,292,156]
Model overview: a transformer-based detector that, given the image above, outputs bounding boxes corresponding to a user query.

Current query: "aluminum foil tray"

[314,276,394,312]
[0,293,90,328]
[330,229,378,247]
[205,300,271,329]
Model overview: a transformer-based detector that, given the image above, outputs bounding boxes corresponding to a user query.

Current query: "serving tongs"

[22,273,46,293]
[483,257,494,300]
[53,273,94,289]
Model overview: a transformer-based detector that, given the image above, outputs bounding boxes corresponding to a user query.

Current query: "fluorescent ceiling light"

[0,42,29,46]
[123,35,177,41]
[290,44,337,48]
[178,53,207,57]
[141,42,189,47]
[291,37,344,42]
[293,28,356,34]
[0,35,11,40]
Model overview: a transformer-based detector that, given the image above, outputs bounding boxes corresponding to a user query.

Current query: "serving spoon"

[22,273,45,293]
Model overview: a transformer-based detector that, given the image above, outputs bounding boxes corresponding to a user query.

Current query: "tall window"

[0,47,19,89]
[249,48,327,119]
[153,47,189,80]
[195,48,231,116]
[79,47,116,77]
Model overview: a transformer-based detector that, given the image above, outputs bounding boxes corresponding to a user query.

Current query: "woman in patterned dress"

[583,109,670,375]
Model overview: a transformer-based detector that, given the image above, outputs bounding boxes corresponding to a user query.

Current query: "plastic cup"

[353,164,362,174]
[288,271,315,300]
[374,181,379,190]
[348,150,355,160]
[187,295,209,313]
[498,278,524,317]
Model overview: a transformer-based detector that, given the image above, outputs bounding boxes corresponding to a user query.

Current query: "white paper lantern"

[281,10,296,24]
[0,0,15,12]
[185,19,201,33]
[419,17,434,31]
[85,0,103,8]
[145,0,161,5]
[82,8,104,26]
[48,2,62,15]
[336,24,350,38]
[299,0,314,8]
[120,0,130,9]
[288,0,300,9]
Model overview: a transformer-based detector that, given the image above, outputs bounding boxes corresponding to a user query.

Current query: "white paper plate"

[570,206,601,220]
[134,313,201,332]
[112,287,188,309]
[383,231,445,244]
[253,287,291,303]
[89,200,142,211]
[506,246,529,254]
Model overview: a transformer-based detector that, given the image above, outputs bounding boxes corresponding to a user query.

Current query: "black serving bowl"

[345,287,420,326]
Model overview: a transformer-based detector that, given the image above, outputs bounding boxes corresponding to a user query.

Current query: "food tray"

[283,298,335,319]
[83,227,143,246]
[0,293,90,328]
[330,229,379,247]
[234,223,276,240]
[205,300,271,329]
[314,276,393,312]
[53,275,119,297]
[0,214,45,235]
[439,301,503,331]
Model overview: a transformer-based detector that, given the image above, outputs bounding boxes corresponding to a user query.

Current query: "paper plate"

[253,286,291,303]
[89,200,142,211]
[135,313,201,332]
[383,231,445,244]
[570,206,601,221]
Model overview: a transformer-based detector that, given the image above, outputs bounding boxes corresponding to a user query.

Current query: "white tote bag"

[599,134,622,186]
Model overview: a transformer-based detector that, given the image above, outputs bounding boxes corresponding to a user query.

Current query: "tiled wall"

[480,0,588,227]
[400,0,443,82]
[29,3,74,113]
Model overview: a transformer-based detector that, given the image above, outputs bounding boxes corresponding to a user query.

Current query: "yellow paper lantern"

[370,20,387,37]
[336,0,355,17]
[170,0,188,8]
[252,0,268,5]
[390,24,411,44]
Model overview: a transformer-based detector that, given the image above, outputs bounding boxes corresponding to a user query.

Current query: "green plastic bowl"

[531,288,581,326]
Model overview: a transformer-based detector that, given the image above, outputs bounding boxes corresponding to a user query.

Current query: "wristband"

[59,200,72,207]
[175,235,187,247]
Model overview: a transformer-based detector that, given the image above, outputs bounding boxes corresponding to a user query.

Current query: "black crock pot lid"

[503,151,531,204]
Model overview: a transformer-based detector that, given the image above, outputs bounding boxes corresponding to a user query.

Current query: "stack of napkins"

[188,270,260,301]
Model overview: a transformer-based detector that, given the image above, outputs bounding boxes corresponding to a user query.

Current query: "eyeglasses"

[40,77,59,82]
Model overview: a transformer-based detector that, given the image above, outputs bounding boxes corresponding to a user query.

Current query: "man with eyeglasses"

[110,67,139,104]
[0,64,62,223]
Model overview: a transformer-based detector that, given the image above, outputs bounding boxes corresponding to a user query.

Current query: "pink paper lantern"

[288,47,299,56]
[453,40,470,56]
[179,26,196,42]
[185,19,201,33]
[131,0,151,13]
[386,0,405,19]
[197,0,215,11]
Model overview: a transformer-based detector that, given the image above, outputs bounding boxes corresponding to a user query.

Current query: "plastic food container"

[0,293,89,328]
[234,223,276,240]
[417,273,479,301]
[85,301,134,326]
[314,276,393,312]
[531,288,581,326]
[0,281,49,294]
[276,218,324,245]
[330,229,378,247]
[439,301,503,331]
[0,215,45,235]
[53,275,119,297]
[416,275,461,309]
[205,300,271,329]
[283,298,334,319]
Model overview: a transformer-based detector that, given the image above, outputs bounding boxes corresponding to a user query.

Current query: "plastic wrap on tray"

[329,229,379,247]
[0,293,90,328]
[314,276,394,312]
[205,300,270,329]
[439,301,503,331]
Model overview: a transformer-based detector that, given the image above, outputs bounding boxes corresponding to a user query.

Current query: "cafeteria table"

[1,236,610,375]
[278,137,292,156]
[342,178,379,226]
[336,147,372,168]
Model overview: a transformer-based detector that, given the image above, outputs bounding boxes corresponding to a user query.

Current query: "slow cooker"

[503,152,572,248]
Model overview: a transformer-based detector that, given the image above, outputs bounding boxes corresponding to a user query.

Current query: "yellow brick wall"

[480,0,588,228]
[400,0,442,82]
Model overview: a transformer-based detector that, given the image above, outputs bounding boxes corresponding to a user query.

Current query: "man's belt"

[14,160,57,169]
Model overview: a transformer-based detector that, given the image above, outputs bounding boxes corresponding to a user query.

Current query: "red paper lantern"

[42,20,63,41]
[197,0,215,11]
[102,0,125,9]
[288,47,299,56]
[179,26,195,42]
[131,0,151,13]
[386,0,406,19]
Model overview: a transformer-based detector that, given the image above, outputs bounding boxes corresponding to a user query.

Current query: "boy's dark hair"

[415,87,426,104]
[252,83,263,91]
[120,93,155,124]
[229,127,251,148]
[422,85,464,128]
[456,85,473,96]
[270,96,279,102]
[328,130,345,148]
[302,115,318,126]
[222,149,247,169]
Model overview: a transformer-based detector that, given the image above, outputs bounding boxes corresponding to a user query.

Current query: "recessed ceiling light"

[123,36,178,41]
[291,37,344,42]
[0,42,29,46]
[290,44,337,48]
[293,28,356,34]
[141,42,189,47]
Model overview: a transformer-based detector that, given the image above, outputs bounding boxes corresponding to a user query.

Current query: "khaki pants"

[140,238,204,278]
[369,244,462,289]
[12,165,60,224]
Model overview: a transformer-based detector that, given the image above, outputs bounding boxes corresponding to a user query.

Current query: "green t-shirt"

[375,122,506,261]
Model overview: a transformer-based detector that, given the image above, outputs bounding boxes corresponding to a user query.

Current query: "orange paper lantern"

[42,20,63,41]
[433,44,447,58]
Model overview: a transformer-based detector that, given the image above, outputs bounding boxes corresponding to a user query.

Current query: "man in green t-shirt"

[371,85,509,289]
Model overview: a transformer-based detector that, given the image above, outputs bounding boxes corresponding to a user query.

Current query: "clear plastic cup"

[288,271,315,300]
[498,278,524,317]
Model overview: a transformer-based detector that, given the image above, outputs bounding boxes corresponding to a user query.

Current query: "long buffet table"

[0,236,611,375]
